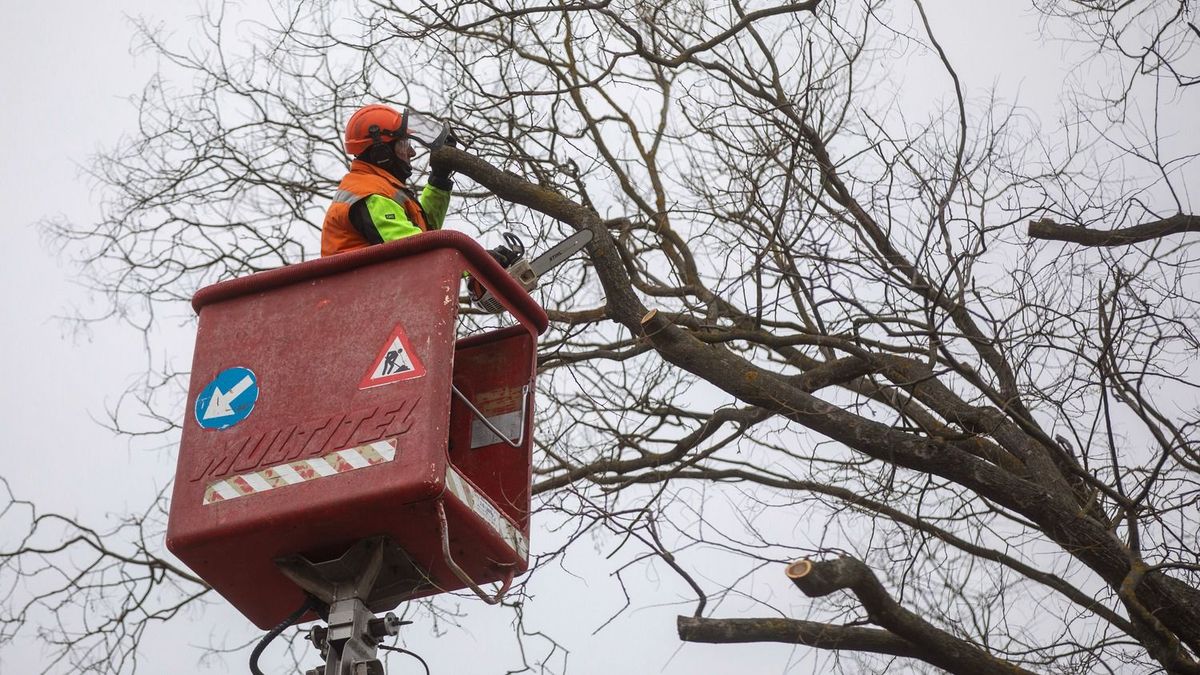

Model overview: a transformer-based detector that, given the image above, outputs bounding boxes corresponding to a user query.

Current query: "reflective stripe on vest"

[332,189,360,205]
[333,187,426,227]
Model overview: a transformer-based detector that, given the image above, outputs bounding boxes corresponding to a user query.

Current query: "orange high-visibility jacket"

[321,160,451,257]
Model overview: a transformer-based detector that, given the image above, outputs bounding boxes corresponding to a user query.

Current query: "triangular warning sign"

[360,323,426,389]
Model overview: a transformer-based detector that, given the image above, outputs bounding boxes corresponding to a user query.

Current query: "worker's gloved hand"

[428,128,457,190]
[468,232,524,304]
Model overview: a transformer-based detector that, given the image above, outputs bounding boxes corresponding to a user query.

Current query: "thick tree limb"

[677,615,921,659]
[786,558,1036,675]
[1028,215,1200,247]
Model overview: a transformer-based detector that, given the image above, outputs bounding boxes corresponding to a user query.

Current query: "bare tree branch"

[1029,214,1200,246]
[785,558,1037,675]
[677,615,921,659]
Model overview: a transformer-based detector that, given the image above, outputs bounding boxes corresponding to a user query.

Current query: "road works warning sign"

[360,323,426,389]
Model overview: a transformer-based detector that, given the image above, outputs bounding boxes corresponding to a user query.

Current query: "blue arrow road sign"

[194,366,260,430]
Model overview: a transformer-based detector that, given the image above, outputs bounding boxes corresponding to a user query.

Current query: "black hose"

[249,595,316,675]
[378,644,431,675]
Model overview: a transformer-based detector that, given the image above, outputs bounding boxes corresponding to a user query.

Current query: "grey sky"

[0,1,1136,673]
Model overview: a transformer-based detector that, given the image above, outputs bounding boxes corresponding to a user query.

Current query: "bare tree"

[5,0,1199,673]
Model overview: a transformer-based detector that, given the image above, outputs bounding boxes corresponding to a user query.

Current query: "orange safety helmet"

[344,104,408,156]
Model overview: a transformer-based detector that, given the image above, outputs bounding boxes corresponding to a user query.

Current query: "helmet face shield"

[403,111,449,150]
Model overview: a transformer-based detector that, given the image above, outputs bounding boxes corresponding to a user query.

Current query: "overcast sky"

[0,2,1101,673]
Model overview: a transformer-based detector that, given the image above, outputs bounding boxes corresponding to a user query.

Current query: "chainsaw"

[473,229,593,313]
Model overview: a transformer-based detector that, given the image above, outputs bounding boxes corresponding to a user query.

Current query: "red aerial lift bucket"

[166,231,548,629]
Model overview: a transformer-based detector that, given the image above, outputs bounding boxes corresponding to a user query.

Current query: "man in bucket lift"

[321,103,523,274]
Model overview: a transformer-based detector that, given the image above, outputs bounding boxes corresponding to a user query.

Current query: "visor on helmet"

[403,111,450,150]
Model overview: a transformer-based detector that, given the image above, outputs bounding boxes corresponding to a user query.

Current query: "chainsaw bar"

[472,230,593,314]
[529,229,592,278]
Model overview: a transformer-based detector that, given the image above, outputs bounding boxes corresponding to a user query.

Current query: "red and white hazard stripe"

[203,438,398,505]
[444,466,529,562]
